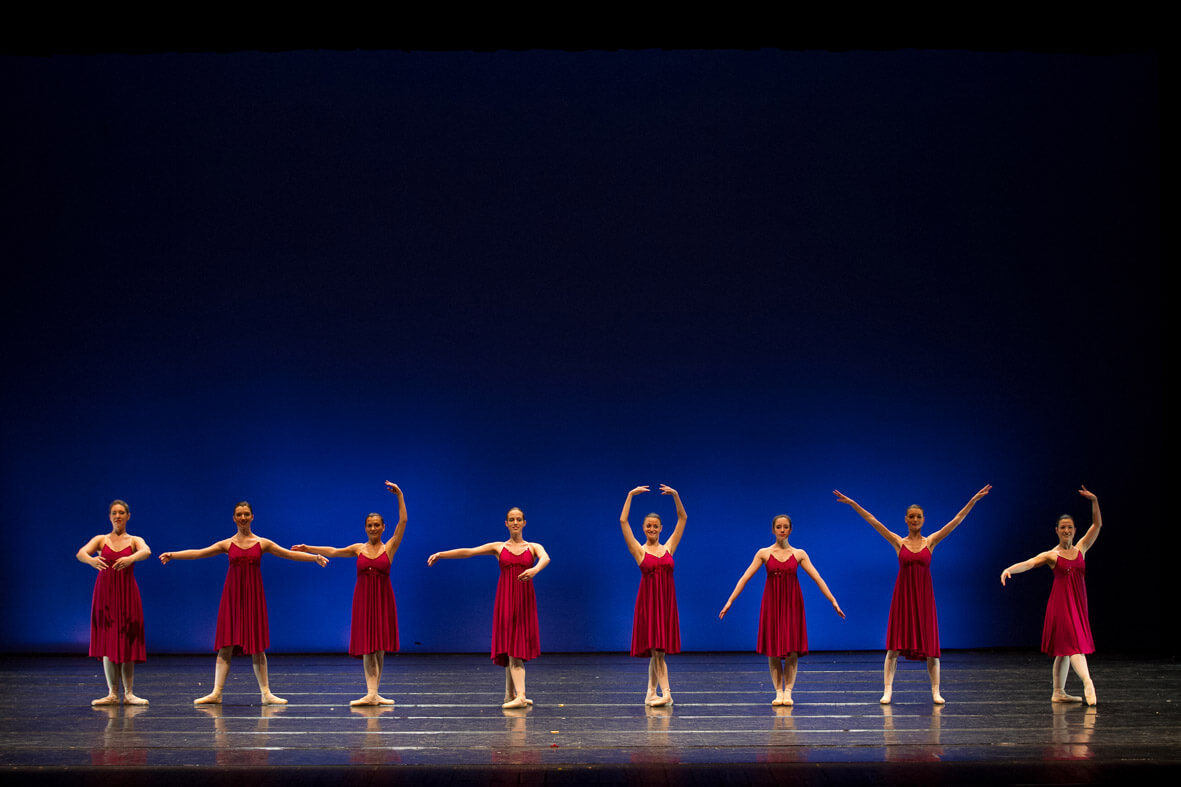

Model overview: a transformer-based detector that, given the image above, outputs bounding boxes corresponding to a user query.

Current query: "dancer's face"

[505,508,526,535]
[109,504,129,533]
[643,516,662,541]
[1056,517,1075,542]
[234,505,254,528]
[905,507,924,532]
[365,515,385,541]
[772,516,791,540]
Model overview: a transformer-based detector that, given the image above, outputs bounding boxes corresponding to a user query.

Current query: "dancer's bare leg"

[502,658,528,708]
[121,662,148,705]
[92,657,120,705]
[768,656,785,705]
[1070,653,1096,705]
[351,652,382,706]
[783,653,798,706]
[372,651,393,704]
[649,650,672,706]
[1051,656,1081,702]
[195,647,232,704]
[927,657,944,704]
[645,654,659,705]
[880,650,898,704]
[253,652,287,704]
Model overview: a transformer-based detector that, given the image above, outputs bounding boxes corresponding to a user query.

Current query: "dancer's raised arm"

[797,550,845,619]
[619,486,649,563]
[1076,486,1102,553]
[926,485,991,549]
[384,482,409,560]
[661,485,688,555]
[833,490,901,548]
[719,550,767,619]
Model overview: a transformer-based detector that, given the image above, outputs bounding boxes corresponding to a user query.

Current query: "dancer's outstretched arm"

[260,538,328,566]
[292,543,361,558]
[159,540,231,564]
[427,543,500,565]
[1000,550,1054,585]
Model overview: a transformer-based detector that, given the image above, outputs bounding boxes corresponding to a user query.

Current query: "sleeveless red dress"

[1041,550,1094,656]
[757,553,808,657]
[491,547,540,666]
[214,542,269,654]
[350,551,399,657]
[89,543,147,663]
[885,546,939,660]
[630,551,681,657]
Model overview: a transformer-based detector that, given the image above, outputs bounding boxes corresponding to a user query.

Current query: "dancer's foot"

[932,689,945,705]
[644,692,658,706]
[1083,681,1097,706]
[879,687,893,705]
[376,695,395,706]
[261,692,288,705]
[1052,690,1082,703]
[194,692,222,704]
[124,693,149,705]
[91,694,119,706]
[771,691,784,706]
[502,695,528,709]
[781,690,793,707]
[350,694,379,706]
[648,694,672,707]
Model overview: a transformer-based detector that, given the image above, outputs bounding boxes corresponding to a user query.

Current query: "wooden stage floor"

[2,651,1178,784]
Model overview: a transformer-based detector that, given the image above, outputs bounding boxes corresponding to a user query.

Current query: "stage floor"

[2,651,1178,784]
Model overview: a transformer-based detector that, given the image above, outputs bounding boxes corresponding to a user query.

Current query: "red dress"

[214,542,269,655]
[89,544,146,663]
[885,546,940,660]
[1041,550,1094,657]
[350,551,399,657]
[491,547,540,666]
[757,553,808,657]
[631,551,681,657]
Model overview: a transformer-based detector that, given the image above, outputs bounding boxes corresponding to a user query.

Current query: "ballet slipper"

[501,696,528,709]
[781,690,793,707]
[932,688,945,705]
[350,695,379,706]
[1083,682,1097,706]
[123,693,149,705]
[879,687,893,705]
[91,694,119,706]
[1052,690,1082,703]
[194,692,222,704]
[260,692,288,705]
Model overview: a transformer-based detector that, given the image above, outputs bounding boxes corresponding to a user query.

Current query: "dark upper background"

[1,50,1161,655]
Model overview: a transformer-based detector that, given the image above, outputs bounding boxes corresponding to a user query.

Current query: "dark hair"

[772,514,792,527]
[644,512,662,524]
[366,512,385,524]
[1057,514,1074,524]
[506,507,524,519]
[907,505,924,514]
[234,501,253,513]
[109,499,130,514]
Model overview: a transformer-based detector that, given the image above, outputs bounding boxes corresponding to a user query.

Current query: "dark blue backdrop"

[1,50,1161,656]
